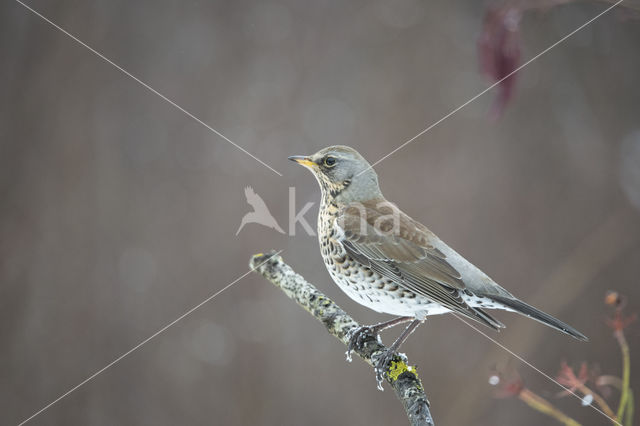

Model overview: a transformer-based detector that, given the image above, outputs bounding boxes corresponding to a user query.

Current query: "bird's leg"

[345,316,413,362]
[373,319,422,390]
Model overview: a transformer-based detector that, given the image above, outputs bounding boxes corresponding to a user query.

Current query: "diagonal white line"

[452,314,622,426]
[14,0,283,177]
[15,250,283,426]
[361,0,624,175]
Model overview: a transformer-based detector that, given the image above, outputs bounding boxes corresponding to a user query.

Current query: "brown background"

[1,0,639,425]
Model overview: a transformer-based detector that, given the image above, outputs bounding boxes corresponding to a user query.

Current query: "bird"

[288,146,587,387]
[236,186,285,235]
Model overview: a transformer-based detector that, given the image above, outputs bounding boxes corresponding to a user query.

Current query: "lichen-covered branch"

[249,251,434,426]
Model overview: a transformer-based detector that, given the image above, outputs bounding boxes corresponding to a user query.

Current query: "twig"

[624,389,634,426]
[576,384,617,422]
[519,389,581,426]
[249,251,434,426]
[614,329,631,422]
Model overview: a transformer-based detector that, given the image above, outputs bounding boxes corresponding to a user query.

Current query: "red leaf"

[478,4,522,118]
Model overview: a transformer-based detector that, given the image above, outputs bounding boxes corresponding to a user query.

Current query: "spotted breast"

[317,195,446,319]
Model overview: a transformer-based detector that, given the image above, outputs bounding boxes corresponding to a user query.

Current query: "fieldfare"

[289,146,587,387]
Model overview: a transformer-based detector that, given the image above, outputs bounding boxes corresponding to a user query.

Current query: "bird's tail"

[490,295,588,341]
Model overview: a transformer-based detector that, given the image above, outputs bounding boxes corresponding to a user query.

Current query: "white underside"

[326,261,514,320]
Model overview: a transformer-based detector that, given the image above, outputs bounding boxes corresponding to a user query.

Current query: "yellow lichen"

[387,360,418,382]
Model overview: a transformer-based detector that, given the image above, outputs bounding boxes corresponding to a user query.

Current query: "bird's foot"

[345,325,381,363]
[372,350,408,391]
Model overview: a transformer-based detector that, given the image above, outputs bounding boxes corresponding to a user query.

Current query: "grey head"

[288,145,382,203]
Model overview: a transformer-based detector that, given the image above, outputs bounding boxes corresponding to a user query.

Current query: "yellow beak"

[288,155,316,168]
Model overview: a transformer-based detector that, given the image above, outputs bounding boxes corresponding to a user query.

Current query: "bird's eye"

[324,156,337,167]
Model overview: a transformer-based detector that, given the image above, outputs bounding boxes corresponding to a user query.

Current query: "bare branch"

[249,251,434,426]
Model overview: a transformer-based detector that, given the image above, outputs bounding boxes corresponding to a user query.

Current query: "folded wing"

[336,199,504,330]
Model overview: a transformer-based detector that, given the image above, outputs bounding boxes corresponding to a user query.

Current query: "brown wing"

[336,199,504,329]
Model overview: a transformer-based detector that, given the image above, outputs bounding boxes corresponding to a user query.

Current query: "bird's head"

[288,145,382,202]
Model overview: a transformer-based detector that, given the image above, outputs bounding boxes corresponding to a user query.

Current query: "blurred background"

[1,0,639,425]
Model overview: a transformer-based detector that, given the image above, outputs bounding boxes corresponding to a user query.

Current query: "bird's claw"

[372,349,396,391]
[345,325,402,391]
[345,325,377,362]
[373,350,408,390]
